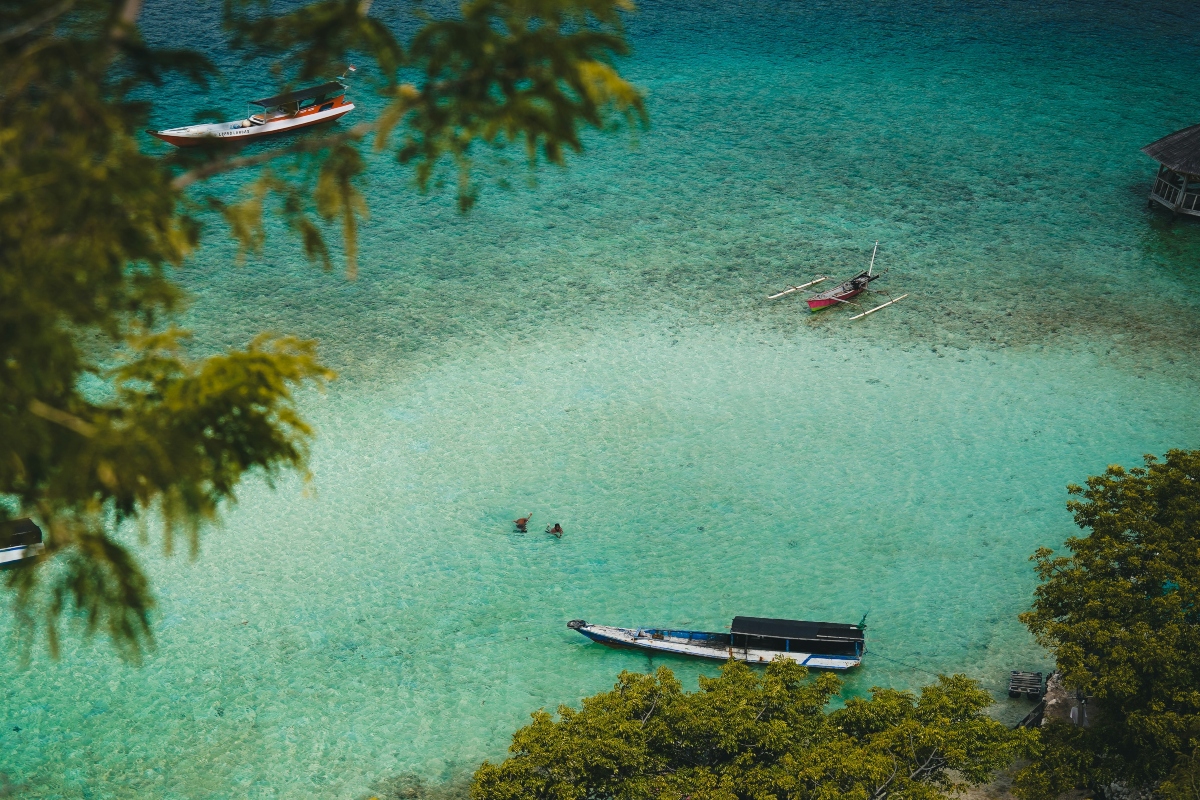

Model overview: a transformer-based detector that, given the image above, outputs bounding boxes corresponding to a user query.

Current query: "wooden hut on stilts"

[1143,123,1200,218]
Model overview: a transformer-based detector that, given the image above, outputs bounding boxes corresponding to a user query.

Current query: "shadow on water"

[1138,210,1200,265]
[365,773,472,800]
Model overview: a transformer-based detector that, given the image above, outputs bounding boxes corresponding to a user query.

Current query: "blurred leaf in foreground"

[0,0,644,660]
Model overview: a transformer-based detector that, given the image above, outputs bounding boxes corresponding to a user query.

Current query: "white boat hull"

[573,623,862,670]
[0,542,44,568]
[150,103,354,146]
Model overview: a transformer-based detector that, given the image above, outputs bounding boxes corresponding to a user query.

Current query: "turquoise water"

[6,1,1200,797]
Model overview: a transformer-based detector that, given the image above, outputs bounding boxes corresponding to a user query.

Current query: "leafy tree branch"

[472,660,1031,800]
[1016,450,1200,799]
[1,0,644,659]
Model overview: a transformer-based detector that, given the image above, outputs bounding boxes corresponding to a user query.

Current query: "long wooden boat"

[148,80,354,147]
[567,616,864,670]
[1,518,44,570]
[806,242,885,311]
[806,270,883,310]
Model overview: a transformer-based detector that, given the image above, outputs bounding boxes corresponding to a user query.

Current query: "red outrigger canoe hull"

[806,286,865,310]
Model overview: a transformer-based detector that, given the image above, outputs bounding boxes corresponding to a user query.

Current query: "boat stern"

[566,619,604,643]
[146,126,227,147]
[147,128,190,146]
[566,620,647,650]
[1,518,44,570]
[801,655,862,670]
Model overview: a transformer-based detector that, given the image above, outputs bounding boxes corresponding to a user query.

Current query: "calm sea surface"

[6,0,1200,796]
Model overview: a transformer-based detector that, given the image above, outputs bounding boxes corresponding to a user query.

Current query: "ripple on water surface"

[6,0,1200,797]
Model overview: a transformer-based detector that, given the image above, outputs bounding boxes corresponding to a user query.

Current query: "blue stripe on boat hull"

[572,625,861,669]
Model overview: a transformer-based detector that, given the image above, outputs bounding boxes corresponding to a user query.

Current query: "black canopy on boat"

[251,81,345,108]
[2,518,42,548]
[731,616,863,643]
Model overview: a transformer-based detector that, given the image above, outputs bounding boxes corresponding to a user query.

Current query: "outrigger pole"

[830,296,864,310]
[850,293,908,320]
[767,276,827,300]
[868,241,878,276]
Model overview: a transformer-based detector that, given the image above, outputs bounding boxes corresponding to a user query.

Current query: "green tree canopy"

[472,659,1030,800]
[1016,449,1200,799]
[1,0,643,660]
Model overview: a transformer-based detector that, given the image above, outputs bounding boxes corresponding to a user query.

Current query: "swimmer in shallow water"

[514,513,532,532]
[546,523,563,538]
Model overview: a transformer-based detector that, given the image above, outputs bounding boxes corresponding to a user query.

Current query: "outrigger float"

[148,72,356,147]
[567,616,865,670]
[769,242,907,319]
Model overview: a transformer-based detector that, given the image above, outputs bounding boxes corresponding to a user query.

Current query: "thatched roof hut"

[1143,123,1200,218]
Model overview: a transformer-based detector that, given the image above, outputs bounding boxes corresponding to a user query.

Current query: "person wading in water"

[513,513,532,532]
[546,523,563,538]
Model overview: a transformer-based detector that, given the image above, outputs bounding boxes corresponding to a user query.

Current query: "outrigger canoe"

[806,270,883,310]
[802,242,885,311]
[767,242,906,319]
[148,77,355,147]
[568,616,865,670]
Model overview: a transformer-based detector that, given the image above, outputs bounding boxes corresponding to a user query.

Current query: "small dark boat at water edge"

[1,518,44,569]
[568,616,865,670]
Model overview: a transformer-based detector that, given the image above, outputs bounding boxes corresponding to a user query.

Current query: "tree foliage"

[472,659,1030,800]
[1,0,643,659]
[1016,450,1200,799]
[1162,747,1200,800]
